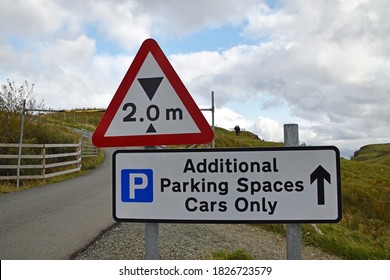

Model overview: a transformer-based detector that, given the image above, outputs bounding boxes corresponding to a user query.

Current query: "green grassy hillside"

[351,143,390,167]
[44,109,105,131]
[319,158,389,259]
[214,127,283,148]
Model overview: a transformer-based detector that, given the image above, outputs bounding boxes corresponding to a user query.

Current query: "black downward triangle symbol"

[138,77,163,101]
[146,123,157,133]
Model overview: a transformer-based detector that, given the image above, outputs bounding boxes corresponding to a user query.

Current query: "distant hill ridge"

[351,143,390,167]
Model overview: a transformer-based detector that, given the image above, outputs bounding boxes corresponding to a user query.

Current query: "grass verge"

[205,248,255,260]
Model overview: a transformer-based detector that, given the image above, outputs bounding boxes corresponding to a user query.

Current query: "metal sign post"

[200,91,215,148]
[145,222,159,260]
[284,124,302,260]
[145,146,160,260]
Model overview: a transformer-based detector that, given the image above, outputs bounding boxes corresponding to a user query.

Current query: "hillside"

[44,110,105,132]
[213,127,283,148]
[351,143,390,167]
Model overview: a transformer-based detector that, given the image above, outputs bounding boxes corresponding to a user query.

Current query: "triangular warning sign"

[92,38,214,147]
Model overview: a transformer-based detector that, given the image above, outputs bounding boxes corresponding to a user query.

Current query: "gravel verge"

[73,223,340,260]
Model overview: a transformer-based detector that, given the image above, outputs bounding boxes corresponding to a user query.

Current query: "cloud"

[137,0,259,37]
[208,107,283,143]
[170,0,390,148]
[86,0,152,51]
[34,45,131,109]
[242,2,296,38]
[213,107,253,130]
[0,0,67,38]
[1,35,132,109]
[251,117,283,142]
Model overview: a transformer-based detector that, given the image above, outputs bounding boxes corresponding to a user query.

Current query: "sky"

[1,0,389,157]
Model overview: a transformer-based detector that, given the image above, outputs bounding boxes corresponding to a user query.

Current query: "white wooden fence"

[80,129,98,157]
[0,143,82,180]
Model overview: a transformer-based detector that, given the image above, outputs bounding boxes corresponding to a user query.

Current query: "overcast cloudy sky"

[1,0,389,156]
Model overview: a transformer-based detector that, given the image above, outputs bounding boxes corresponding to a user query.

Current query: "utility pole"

[200,91,215,148]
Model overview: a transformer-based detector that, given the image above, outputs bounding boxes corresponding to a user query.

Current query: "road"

[0,149,116,260]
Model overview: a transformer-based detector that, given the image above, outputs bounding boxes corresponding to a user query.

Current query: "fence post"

[284,124,302,260]
[16,100,26,188]
[78,141,82,170]
[41,144,46,181]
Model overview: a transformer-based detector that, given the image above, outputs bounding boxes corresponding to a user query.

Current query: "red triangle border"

[92,38,214,147]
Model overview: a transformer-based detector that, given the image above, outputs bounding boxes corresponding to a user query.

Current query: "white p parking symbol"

[129,173,148,199]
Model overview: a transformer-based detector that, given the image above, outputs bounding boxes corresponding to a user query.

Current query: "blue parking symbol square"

[121,169,153,203]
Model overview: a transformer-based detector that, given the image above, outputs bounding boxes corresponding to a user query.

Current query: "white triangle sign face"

[92,38,214,147]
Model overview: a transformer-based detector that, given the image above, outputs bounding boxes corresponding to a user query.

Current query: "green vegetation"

[206,248,254,260]
[44,110,105,132]
[351,143,390,167]
[213,127,283,148]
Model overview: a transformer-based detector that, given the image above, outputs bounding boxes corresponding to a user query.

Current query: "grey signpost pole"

[145,223,159,260]
[144,144,160,260]
[284,124,302,260]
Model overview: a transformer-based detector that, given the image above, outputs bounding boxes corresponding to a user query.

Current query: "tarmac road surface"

[0,149,116,260]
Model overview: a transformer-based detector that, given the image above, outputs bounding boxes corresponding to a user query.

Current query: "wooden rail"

[0,143,82,180]
[81,129,98,157]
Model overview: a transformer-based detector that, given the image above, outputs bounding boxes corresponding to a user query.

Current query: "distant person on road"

[234,125,240,136]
